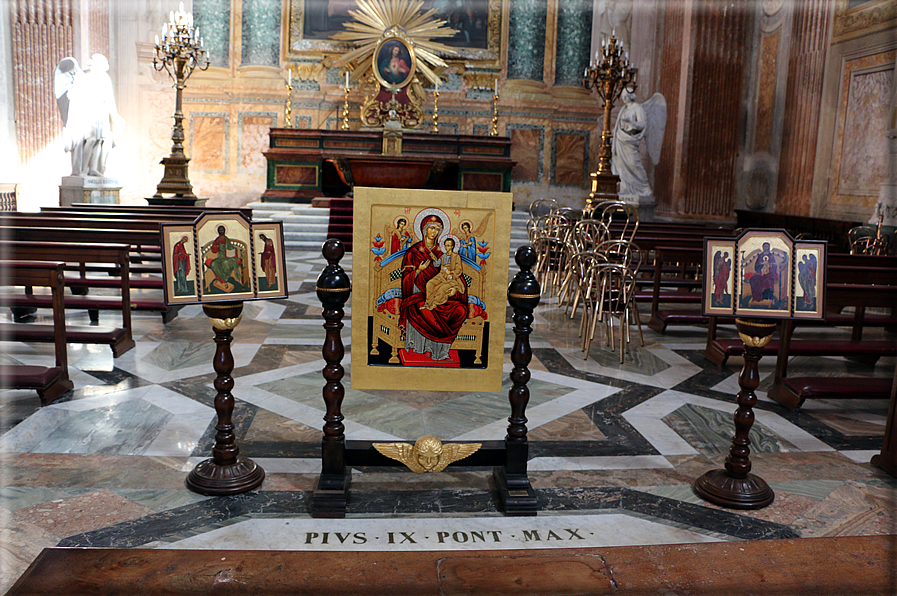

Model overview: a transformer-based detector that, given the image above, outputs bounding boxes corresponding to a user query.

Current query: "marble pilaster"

[554,0,593,88]
[194,0,231,69]
[507,0,548,83]
[241,1,281,66]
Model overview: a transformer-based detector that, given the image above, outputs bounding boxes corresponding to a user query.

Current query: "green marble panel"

[242,1,281,66]
[507,0,547,81]
[555,0,593,87]
[662,403,800,455]
[195,0,230,68]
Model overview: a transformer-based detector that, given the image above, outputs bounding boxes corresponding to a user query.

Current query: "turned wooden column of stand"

[494,246,541,516]
[311,239,352,518]
[694,318,775,509]
[186,301,265,495]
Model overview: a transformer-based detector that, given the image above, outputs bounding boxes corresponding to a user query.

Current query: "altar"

[261,129,513,202]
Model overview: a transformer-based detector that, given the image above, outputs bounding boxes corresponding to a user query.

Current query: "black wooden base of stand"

[694,468,774,510]
[493,466,538,516]
[185,457,265,496]
[310,472,352,518]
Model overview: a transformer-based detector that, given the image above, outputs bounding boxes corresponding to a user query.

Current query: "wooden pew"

[704,260,897,366]
[0,241,136,356]
[643,245,720,333]
[0,261,73,405]
[68,203,253,218]
[0,227,179,322]
[768,283,897,410]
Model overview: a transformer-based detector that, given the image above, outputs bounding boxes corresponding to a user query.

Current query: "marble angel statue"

[611,88,667,200]
[55,54,124,177]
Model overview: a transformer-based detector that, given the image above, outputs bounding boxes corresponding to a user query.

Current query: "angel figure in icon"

[454,212,493,264]
[385,216,414,255]
[797,253,818,310]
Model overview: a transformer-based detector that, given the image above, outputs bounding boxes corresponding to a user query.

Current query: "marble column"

[653,0,751,219]
[775,0,832,217]
[11,0,75,164]
[194,0,230,69]
[241,1,280,66]
[554,0,593,88]
[0,0,19,176]
[507,0,548,82]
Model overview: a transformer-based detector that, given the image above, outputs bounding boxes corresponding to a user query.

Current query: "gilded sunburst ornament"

[332,0,457,87]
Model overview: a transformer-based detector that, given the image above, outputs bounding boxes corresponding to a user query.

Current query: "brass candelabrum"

[152,1,210,201]
[341,85,351,130]
[431,90,439,134]
[490,92,499,136]
[582,34,637,213]
[285,82,293,128]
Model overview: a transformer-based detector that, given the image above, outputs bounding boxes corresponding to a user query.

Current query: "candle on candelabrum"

[151,1,211,200]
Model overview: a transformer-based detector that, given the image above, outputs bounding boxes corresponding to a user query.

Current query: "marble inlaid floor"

[2,248,896,592]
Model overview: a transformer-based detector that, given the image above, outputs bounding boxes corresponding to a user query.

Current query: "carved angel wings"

[642,93,668,166]
[373,439,481,473]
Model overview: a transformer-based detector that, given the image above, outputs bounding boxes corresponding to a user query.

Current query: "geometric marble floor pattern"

[2,249,896,592]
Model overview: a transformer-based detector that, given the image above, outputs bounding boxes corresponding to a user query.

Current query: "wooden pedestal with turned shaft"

[694,318,775,509]
[310,240,541,517]
[185,302,265,496]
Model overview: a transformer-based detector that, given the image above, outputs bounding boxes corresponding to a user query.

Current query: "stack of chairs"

[529,198,645,363]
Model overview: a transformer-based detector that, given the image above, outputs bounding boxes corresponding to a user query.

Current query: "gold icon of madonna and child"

[351,187,513,393]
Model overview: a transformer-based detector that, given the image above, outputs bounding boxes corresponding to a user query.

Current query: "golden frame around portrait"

[350,186,513,392]
[373,36,417,91]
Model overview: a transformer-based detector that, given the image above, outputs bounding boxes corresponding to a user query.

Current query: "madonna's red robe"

[399,240,468,349]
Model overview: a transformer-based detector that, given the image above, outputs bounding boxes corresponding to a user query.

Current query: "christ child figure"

[422,238,466,311]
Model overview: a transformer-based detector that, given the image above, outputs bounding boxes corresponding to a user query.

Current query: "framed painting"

[288,0,503,64]
[792,241,827,319]
[702,238,736,316]
[253,223,288,298]
[195,213,256,303]
[162,225,199,304]
[373,37,416,91]
[734,230,794,319]
[350,186,513,392]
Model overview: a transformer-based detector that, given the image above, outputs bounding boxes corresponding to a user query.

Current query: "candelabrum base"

[186,457,265,496]
[154,155,196,199]
[694,468,774,510]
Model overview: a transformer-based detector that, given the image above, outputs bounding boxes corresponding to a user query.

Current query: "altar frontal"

[351,187,513,392]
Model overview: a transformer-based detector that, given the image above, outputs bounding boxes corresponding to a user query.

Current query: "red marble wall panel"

[240,116,273,172]
[12,0,74,164]
[776,0,832,216]
[191,116,227,171]
[510,128,541,182]
[554,133,586,186]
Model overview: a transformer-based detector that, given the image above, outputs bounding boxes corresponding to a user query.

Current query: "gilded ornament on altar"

[331,0,456,129]
[373,435,481,473]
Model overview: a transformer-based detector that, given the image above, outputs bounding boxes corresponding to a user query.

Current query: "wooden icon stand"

[694,318,775,509]
[160,211,288,497]
[696,229,827,510]
[311,240,541,517]
[186,301,265,495]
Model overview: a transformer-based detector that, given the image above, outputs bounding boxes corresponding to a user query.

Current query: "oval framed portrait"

[373,37,416,91]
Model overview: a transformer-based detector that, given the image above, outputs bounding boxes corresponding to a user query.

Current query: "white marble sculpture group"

[54,54,124,178]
